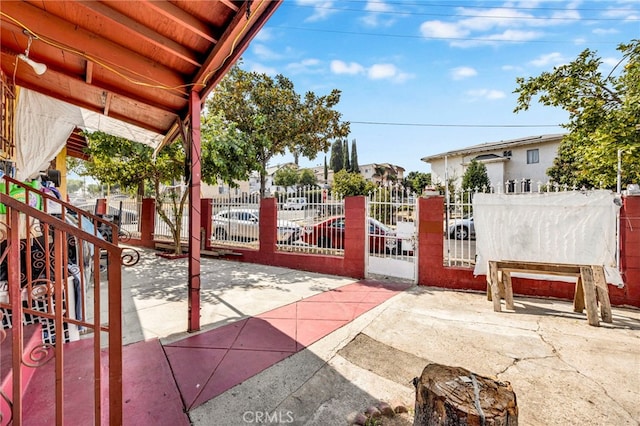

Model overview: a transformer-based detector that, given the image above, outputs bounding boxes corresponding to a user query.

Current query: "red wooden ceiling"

[1,0,281,156]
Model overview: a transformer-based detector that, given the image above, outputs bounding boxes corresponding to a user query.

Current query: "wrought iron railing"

[0,176,125,424]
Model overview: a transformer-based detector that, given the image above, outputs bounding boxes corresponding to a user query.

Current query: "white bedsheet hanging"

[472,191,623,287]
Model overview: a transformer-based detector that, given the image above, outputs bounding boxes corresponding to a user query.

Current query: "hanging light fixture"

[18,31,47,76]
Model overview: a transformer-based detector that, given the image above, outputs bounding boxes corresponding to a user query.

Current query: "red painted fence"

[125,195,640,308]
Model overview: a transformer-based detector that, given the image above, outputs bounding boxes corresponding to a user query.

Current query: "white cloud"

[287,58,323,74]
[361,1,396,27]
[420,20,468,39]
[451,66,477,80]
[420,2,588,47]
[297,0,338,22]
[528,52,567,67]
[248,63,278,76]
[368,63,397,79]
[601,57,622,68]
[592,28,619,35]
[466,89,506,100]
[502,64,523,72]
[330,60,365,75]
[252,44,282,61]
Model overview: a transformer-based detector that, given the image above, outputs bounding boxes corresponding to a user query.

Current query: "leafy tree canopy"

[298,169,318,187]
[461,160,490,190]
[514,40,640,188]
[273,166,299,191]
[405,171,432,194]
[207,65,350,197]
[332,170,376,197]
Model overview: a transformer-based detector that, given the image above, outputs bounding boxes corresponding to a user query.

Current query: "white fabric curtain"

[15,89,163,181]
[473,191,623,286]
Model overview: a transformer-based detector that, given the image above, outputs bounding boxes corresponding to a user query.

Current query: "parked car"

[282,197,307,210]
[212,208,301,244]
[448,216,475,240]
[302,216,404,254]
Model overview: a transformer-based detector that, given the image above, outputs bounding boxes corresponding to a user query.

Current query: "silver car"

[448,216,475,240]
[212,208,301,244]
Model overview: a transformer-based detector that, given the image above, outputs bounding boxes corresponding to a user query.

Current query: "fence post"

[95,198,107,215]
[620,195,640,305]
[201,198,212,250]
[344,196,366,277]
[139,198,156,248]
[259,197,277,256]
[418,196,445,285]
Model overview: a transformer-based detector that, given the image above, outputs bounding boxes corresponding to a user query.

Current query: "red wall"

[124,194,639,307]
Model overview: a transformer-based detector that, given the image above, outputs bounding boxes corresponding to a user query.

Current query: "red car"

[302,216,399,254]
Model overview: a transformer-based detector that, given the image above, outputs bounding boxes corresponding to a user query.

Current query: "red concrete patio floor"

[17,279,410,424]
[164,279,411,411]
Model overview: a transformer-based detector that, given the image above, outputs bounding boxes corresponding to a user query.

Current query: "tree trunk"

[414,364,518,426]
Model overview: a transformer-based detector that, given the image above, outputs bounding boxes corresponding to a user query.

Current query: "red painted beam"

[188,90,202,332]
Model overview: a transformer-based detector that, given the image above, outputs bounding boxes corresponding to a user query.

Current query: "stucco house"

[421,134,565,192]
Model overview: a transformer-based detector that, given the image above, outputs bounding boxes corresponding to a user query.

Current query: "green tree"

[298,169,317,187]
[200,111,258,188]
[343,139,351,172]
[332,170,375,196]
[207,65,349,197]
[514,40,640,189]
[274,166,299,192]
[405,171,432,194]
[323,156,328,182]
[350,139,359,173]
[330,139,344,172]
[461,160,490,191]
[82,131,187,254]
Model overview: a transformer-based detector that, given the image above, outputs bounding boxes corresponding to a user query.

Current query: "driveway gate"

[366,189,417,281]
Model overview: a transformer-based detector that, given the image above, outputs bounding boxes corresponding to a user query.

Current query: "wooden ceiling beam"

[76,1,201,67]
[1,2,189,96]
[140,0,218,44]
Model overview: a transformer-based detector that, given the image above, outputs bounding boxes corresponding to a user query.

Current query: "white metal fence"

[210,193,261,249]
[275,187,344,255]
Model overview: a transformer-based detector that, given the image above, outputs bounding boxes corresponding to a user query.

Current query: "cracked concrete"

[189,284,640,426]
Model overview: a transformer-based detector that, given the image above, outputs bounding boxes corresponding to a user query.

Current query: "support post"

[188,90,202,332]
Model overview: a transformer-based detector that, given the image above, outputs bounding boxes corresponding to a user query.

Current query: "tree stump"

[414,363,518,425]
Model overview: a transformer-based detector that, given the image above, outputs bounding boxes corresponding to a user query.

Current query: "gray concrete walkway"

[123,248,640,425]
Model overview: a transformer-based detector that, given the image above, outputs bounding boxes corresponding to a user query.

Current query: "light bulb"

[18,53,47,76]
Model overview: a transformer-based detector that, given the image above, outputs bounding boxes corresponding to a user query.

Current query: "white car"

[213,208,301,244]
[282,197,307,210]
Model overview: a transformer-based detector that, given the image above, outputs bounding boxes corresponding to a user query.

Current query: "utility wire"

[349,121,562,128]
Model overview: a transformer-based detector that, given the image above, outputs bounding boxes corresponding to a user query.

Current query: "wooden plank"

[489,261,502,312]
[503,271,515,311]
[496,261,582,276]
[574,275,585,313]
[580,267,600,327]
[592,266,613,323]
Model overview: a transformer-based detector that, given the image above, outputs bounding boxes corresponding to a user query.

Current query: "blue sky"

[238,0,640,174]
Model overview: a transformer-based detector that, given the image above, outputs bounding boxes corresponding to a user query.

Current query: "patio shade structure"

[1,0,282,331]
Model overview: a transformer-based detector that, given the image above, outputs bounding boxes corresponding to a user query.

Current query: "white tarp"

[15,89,163,181]
[472,191,624,287]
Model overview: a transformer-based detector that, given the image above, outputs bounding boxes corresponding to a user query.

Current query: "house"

[202,163,298,198]
[421,134,564,192]
[358,163,406,187]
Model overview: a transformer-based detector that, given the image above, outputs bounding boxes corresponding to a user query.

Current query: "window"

[527,149,539,164]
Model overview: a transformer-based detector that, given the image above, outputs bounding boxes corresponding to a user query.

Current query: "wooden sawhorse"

[487,261,613,327]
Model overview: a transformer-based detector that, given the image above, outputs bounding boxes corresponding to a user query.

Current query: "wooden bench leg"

[592,266,613,323]
[503,271,515,311]
[580,267,600,326]
[574,276,585,313]
[489,261,502,312]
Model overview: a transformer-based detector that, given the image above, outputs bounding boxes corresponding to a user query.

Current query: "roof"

[420,133,565,163]
[1,1,281,151]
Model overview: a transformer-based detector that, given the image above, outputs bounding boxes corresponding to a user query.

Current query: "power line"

[286,2,640,21]
[273,25,622,45]
[349,121,563,128]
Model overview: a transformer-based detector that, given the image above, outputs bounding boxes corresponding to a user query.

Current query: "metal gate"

[366,189,418,281]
